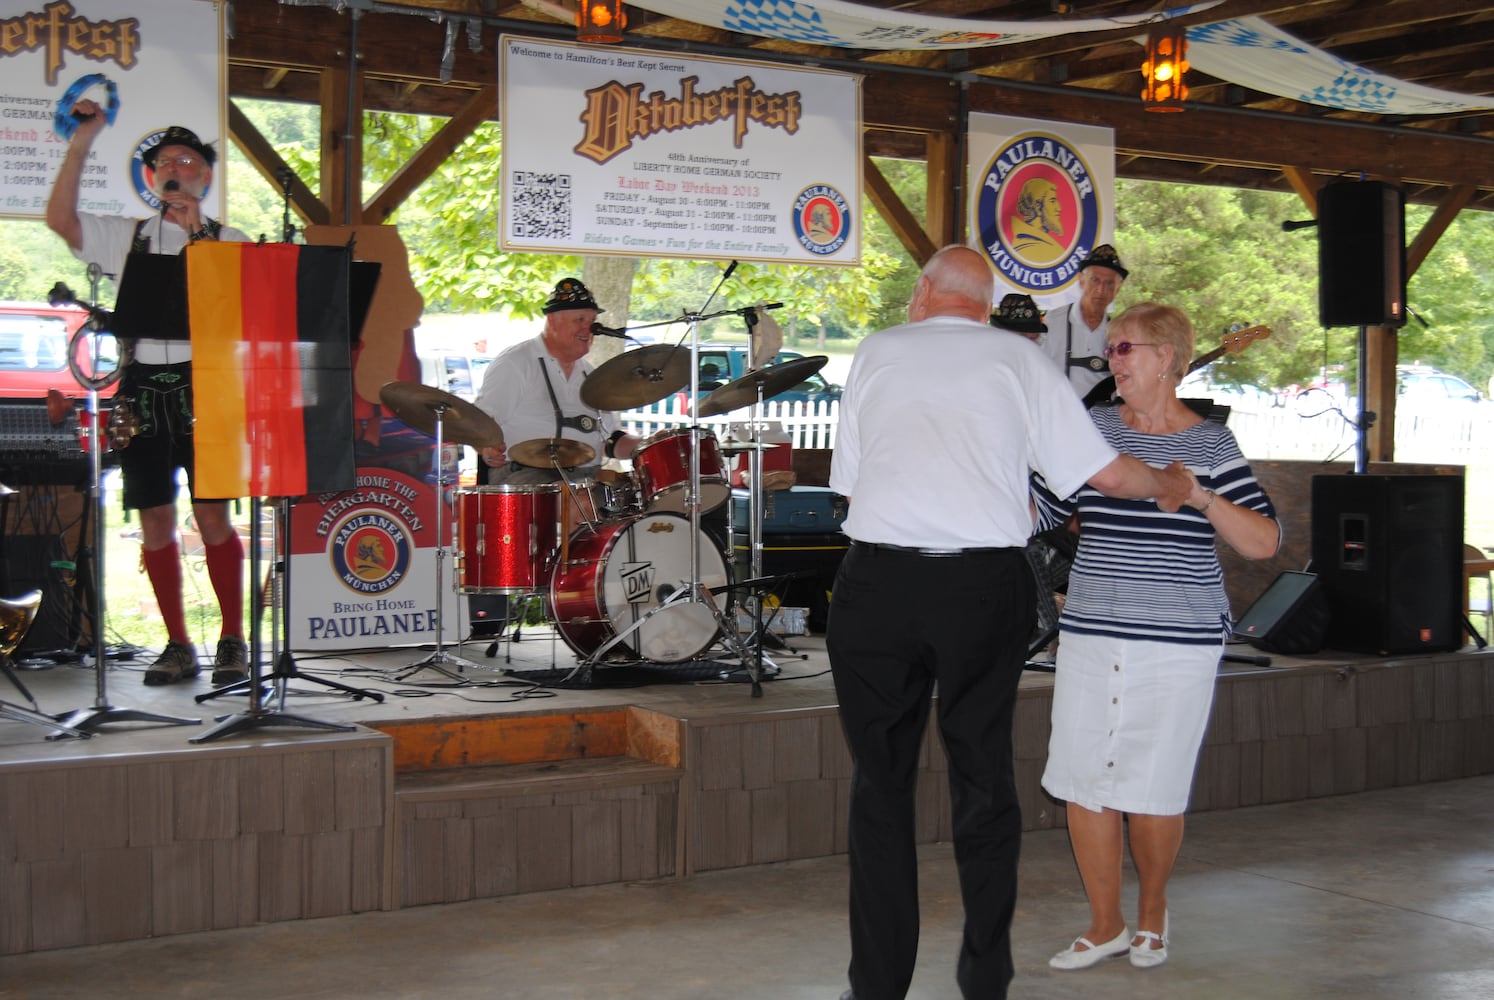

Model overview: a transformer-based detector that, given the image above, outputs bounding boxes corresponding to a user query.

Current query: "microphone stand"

[47,271,200,737]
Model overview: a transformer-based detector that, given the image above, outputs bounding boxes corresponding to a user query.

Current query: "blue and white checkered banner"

[627,0,1219,50]
[1186,17,1494,115]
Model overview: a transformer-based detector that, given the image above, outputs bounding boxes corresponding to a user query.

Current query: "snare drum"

[549,512,729,663]
[455,485,561,593]
[633,428,728,514]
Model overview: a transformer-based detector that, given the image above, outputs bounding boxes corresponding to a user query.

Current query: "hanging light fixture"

[1140,22,1190,111]
[578,0,626,44]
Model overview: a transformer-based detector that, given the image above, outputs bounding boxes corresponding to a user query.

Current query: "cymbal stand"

[394,403,479,681]
[661,304,768,694]
[191,496,357,743]
[47,268,200,738]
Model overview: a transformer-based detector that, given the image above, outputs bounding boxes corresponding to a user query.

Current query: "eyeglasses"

[1102,341,1162,359]
[158,154,200,168]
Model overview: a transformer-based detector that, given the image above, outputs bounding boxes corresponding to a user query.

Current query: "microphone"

[590,322,628,339]
[760,302,784,310]
[722,260,738,281]
[1281,219,1316,231]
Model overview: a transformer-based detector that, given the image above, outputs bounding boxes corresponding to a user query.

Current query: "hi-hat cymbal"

[378,381,504,449]
[508,437,597,469]
[581,345,691,410]
[697,355,829,417]
[718,440,781,454]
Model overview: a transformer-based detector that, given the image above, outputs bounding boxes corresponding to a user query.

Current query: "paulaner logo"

[0,1,141,86]
[974,131,1101,296]
[575,75,802,165]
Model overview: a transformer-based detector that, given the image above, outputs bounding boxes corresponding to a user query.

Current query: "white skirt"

[1041,630,1220,816]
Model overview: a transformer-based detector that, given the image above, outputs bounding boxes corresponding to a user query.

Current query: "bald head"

[909,245,996,323]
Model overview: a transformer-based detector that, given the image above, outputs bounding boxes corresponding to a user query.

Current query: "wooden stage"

[3,624,1493,957]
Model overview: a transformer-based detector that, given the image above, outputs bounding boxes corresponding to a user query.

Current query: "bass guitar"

[1081,323,1271,408]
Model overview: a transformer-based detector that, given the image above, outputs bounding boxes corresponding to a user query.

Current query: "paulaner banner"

[289,468,463,650]
[967,113,1116,309]
[499,35,862,267]
[0,0,224,224]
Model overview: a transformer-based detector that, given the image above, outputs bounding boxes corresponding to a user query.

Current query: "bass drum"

[549,512,728,663]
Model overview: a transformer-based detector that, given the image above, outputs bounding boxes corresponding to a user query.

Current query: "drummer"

[474,277,641,485]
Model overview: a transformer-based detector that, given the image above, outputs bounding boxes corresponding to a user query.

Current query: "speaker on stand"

[1317,179,1407,330]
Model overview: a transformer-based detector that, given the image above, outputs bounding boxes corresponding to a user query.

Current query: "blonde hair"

[1110,302,1193,381]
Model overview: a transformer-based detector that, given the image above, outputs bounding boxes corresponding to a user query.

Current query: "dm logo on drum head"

[974,131,1101,298]
[329,510,412,595]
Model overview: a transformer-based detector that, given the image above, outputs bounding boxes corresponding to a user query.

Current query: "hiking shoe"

[143,641,200,685]
[211,635,249,686]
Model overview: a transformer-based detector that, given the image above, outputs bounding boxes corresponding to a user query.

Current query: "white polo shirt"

[830,314,1116,550]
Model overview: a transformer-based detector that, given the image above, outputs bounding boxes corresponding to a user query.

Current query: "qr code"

[511,172,572,240]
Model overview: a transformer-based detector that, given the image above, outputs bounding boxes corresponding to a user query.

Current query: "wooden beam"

[227,101,330,229]
[320,68,364,225]
[1282,165,1319,215]
[924,131,957,248]
[364,85,498,222]
[1407,184,1476,276]
[864,154,937,266]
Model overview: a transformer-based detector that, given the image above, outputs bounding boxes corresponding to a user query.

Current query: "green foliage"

[13,96,1493,402]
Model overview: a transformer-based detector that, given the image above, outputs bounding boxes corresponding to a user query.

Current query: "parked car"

[1396,364,1484,407]
[0,300,119,399]
[693,345,842,405]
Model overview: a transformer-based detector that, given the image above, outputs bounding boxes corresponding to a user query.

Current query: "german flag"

[187,242,357,499]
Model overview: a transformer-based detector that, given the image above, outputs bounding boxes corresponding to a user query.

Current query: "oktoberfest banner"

[186,241,357,499]
[499,35,861,266]
[0,0,224,222]
[967,113,1116,309]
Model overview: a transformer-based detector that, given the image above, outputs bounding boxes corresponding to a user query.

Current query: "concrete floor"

[1,774,1491,999]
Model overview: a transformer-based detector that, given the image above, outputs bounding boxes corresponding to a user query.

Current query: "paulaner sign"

[500,36,861,266]
[967,113,1116,309]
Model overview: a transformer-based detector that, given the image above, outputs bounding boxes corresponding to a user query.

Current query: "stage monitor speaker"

[1232,571,1329,655]
[1318,180,1406,329]
[4,533,78,655]
[1311,474,1462,655]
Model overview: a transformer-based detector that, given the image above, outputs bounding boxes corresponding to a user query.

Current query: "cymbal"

[0,481,13,496]
[718,440,781,454]
[581,345,691,410]
[697,355,829,417]
[378,381,504,449]
[508,437,597,469]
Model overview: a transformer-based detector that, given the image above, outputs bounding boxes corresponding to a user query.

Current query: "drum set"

[380,342,828,676]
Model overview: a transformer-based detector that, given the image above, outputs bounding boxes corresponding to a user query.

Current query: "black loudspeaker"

[1311,474,1463,655]
[1318,179,1406,328]
[1233,571,1329,655]
[4,533,78,655]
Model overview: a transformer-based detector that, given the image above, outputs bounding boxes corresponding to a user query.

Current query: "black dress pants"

[826,543,1033,1000]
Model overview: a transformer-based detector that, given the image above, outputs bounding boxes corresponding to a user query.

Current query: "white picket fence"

[622,396,1489,469]
[621,397,842,449]
[620,396,1492,540]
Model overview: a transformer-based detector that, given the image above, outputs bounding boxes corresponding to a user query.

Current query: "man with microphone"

[47,101,251,688]
[473,277,640,486]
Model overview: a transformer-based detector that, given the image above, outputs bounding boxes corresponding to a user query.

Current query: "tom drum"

[455,484,561,594]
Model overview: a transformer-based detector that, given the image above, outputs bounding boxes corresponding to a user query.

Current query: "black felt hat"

[990,293,1047,334]
[1078,243,1129,279]
[543,277,600,314]
[142,126,217,168]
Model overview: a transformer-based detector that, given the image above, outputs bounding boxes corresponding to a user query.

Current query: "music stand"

[186,242,368,742]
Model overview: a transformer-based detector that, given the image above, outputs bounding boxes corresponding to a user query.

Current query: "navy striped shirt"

[1032,406,1277,645]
